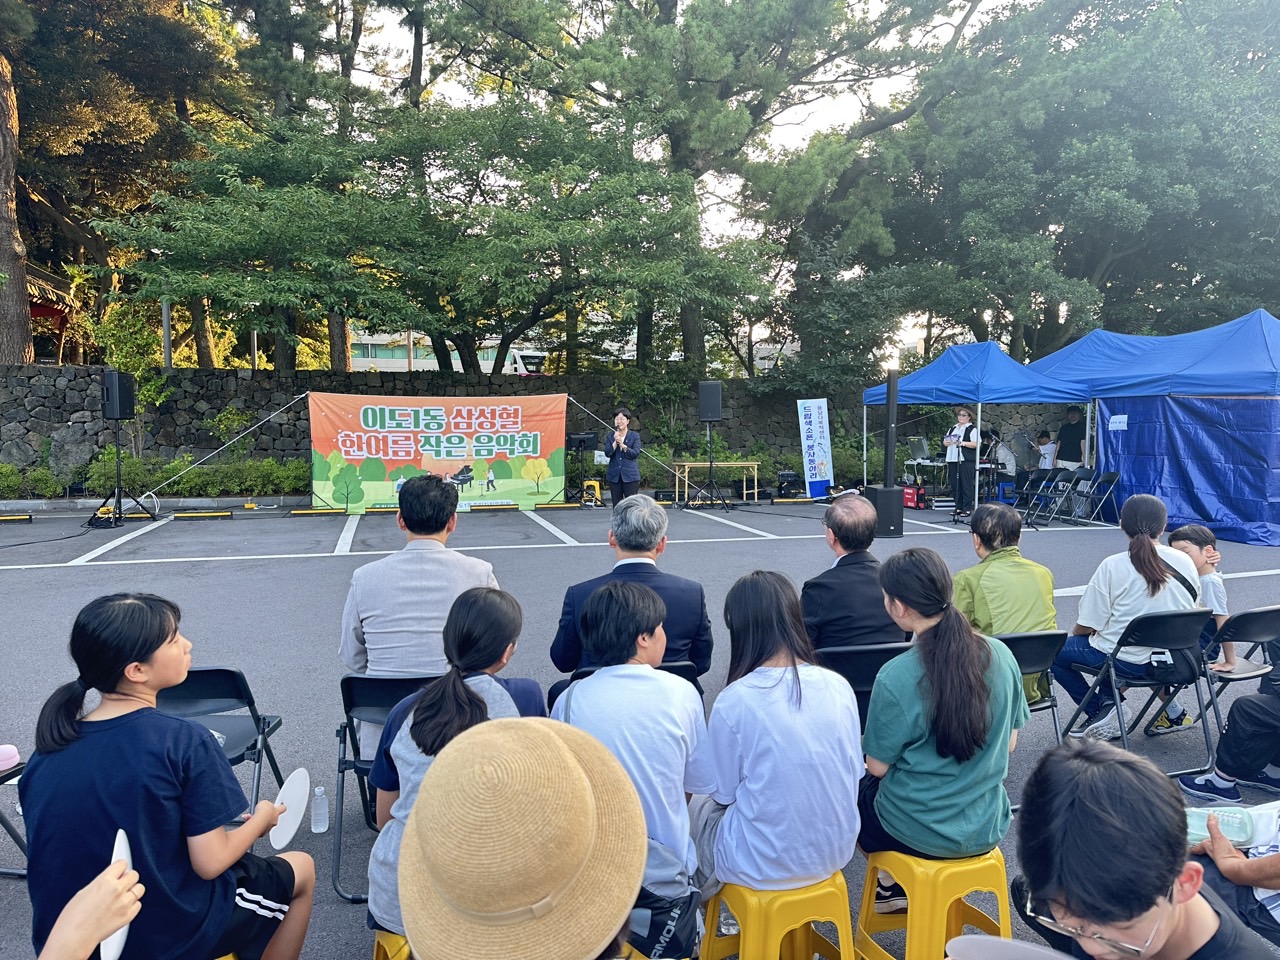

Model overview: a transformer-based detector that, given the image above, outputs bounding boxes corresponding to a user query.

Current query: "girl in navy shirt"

[22,593,314,960]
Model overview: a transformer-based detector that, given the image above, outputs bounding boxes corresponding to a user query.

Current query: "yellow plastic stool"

[374,929,412,960]
[702,870,855,960]
[854,848,1012,960]
[583,479,603,503]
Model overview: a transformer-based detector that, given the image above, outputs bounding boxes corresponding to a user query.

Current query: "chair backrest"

[569,665,601,683]
[656,660,699,684]
[1071,467,1096,485]
[1044,468,1073,484]
[1094,471,1120,488]
[1115,609,1214,653]
[1022,469,1050,487]
[817,642,913,729]
[157,667,255,718]
[1212,605,1280,650]
[995,631,1068,676]
[340,674,440,727]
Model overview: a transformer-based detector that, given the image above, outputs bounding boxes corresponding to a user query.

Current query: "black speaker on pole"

[698,381,722,423]
[103,370,136,421]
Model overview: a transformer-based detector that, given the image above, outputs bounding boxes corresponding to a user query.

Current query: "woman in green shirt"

[859,547,1029,914]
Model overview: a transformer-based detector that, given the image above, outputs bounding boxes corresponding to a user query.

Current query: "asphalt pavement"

[2,502,1278,958]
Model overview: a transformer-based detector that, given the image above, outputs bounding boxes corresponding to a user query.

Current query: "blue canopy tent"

[1028,309,1280,544]
[862,341,1090,498]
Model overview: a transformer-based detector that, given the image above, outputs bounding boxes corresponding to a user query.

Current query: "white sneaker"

[1082,703,1131,741]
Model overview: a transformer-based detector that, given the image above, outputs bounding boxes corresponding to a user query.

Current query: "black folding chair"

[1064,471,1120,525]
[1063,610,1214,776]
[1046,468,1096,524]
[816,642,914,732]
[1189,606,1280,726]
[657,660,700,685]
[156,667,284,810]
[1024,468,1073,524]
[0,763,25,879]
[995,631,1069,743]
[333,674,438,903]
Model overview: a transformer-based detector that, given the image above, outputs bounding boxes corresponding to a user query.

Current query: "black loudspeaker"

[698,380,722,422]
[862,485,904,539]
[103,370,136,421]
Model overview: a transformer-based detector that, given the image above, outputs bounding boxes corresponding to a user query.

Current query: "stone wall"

[0,364,1084,475]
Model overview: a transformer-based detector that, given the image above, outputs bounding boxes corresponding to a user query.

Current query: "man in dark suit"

[550,495,713,701]
[802,494,908,649]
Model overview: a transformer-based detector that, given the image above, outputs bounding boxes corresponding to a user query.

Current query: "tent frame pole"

[862,406,868,489]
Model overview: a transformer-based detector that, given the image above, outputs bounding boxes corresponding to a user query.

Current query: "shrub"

[86,446,155,497]
[23,466,64,498]
[0,463,20,499]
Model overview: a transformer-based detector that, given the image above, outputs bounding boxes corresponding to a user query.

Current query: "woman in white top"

[1049,494,1202,740]
[943,406,979,516]
[690,571,863,899]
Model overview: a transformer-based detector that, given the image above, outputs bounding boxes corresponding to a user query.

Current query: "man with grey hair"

[550,495,713,700]
[801,493,908,650]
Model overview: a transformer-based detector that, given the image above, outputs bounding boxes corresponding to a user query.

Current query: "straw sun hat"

[398,717,647,960]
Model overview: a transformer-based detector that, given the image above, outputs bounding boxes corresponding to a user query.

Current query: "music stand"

[555,433,600,506]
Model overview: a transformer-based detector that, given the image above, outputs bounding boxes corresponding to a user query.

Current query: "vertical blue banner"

[796,398,835,498]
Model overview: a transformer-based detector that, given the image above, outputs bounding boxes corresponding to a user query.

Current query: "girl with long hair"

[366,587,542,936]
[861,548,1027,913]
[690,571,863,900]
[21,594,314,960]
[1050,494,1201,740]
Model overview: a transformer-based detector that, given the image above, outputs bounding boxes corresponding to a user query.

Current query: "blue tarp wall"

[1097,396,1280,546]
[1030,310,1280,545]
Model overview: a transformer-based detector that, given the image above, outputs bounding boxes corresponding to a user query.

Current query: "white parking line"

[333,515,361,554]
[524,511,579,545]
[904,518,963,533]
[66,517,173,565]
[685,511,779,538]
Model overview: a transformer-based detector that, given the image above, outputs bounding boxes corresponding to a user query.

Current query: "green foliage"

[0,463,20,499]
[489,459,513,481]
[388,464,424,482]
[86,447,311,498]
[312,449,331,482]
[92,304,174,414]
[22,466,64,498]
[207,406,255,457]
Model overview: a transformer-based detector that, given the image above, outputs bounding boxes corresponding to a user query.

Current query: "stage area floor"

[3,503,1280,957]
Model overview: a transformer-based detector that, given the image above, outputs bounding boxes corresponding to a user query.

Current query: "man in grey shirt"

[339,475,497,751]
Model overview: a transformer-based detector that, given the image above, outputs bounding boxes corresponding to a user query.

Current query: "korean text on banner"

[796,399,834,498]
[308,393,568,513]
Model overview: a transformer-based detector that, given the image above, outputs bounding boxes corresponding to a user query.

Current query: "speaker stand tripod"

[91,419,158,528]
[551,434,601,506]
[680,423,735,512]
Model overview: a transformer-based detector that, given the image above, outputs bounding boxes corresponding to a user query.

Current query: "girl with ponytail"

[366,587,542,936]
[22,594,315,960]
[860,548,1028,911]
[1050,494,1201,739]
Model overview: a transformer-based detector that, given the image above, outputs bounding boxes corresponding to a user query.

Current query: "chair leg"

[1048,697,1063,745]
[264,743,286,788]
[1062,663,1113,735]
[1166,680,1218,779]
[332,725,369,903]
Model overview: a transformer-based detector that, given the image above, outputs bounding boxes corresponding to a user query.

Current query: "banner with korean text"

[308,393,568,513]
[796,398,835,498]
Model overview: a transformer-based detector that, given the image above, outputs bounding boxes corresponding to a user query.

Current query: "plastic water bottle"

[310,786,329,834]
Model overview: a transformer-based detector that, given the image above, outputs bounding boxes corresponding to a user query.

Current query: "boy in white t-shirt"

[551,579,715,957]
[1036,431,1057,470]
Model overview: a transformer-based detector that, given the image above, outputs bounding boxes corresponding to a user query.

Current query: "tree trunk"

[328,310,351,371]
[679,300,704,375]
[635,304,653,369]
[565,303,580,373]
[454,333,480,374]
[408,11,425,108]
[0,54,32,364]
[273,308,298,371]
[189,295,216,368]
[430,333,454,372]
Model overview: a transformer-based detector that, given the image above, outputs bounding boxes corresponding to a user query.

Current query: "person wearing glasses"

[1013,740,1274,959]
[942,406,979,517]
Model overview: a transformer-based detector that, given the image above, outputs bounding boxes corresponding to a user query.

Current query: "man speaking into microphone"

[605,407,643,505]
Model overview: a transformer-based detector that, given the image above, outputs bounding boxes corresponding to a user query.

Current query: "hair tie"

[939,602,950,611]
[75,676,90,690]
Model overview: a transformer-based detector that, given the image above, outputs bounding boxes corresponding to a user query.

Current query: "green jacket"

[953,546,1057,704]
[953,546,1057,636]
